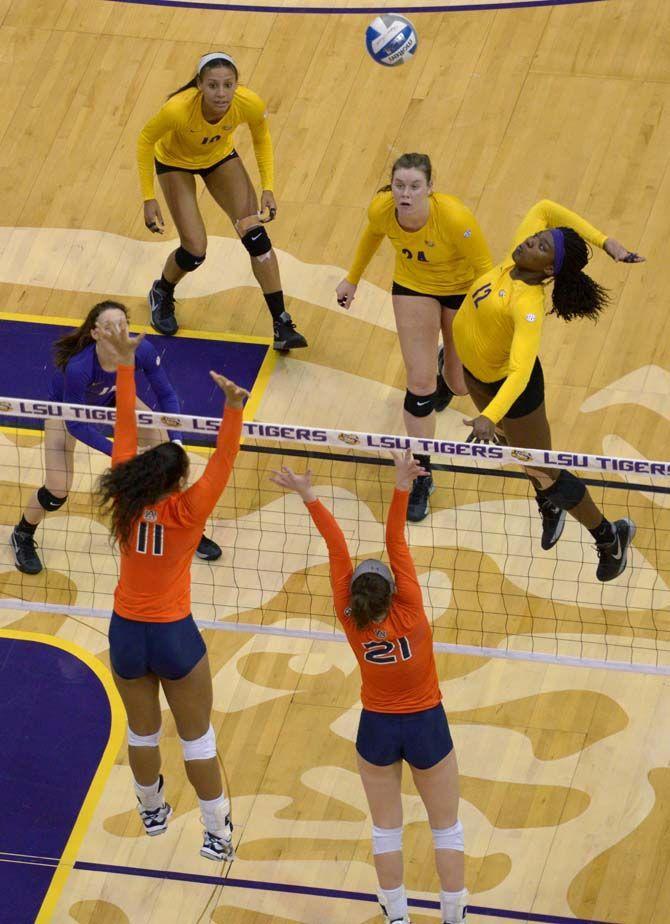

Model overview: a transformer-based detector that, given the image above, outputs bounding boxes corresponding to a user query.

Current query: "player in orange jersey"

[96,324,247,862]
[271,451,467,924]
[138,51,307,351]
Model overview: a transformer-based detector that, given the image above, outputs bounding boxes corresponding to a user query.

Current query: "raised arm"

[176,374,248,525]
[112,365,139,466]
[386,452,425,610]
[95,327,148,467]
[269,466,353,614]
[509,199,607,257]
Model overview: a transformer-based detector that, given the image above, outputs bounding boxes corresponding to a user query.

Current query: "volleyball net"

[2,396,670,674]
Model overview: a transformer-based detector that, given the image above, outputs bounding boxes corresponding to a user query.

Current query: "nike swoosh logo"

[417,400,431,406]
[250,232,262,241]
[611,536,622,560]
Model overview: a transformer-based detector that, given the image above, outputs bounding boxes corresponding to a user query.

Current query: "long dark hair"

[168,55,239,100]
[550,227,611,321]
[53,300,129,370]
[350,572,392,630]
[98,443,189,551]
[378,152,432,194]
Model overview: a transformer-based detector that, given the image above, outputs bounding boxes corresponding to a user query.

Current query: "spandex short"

[464,357,545,419]
[109,611,206,681]
[356,702,454,769]
[154,149,239,178]
[391,282,466,312]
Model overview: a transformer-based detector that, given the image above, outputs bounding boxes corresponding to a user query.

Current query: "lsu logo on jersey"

[472,282,492,308]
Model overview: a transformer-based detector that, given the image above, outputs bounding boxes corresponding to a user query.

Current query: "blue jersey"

[48,339,181,455]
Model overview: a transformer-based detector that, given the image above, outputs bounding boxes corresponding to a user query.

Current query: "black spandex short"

[464,357,545,419]
[391,282,466,311]
[155,149,239,178]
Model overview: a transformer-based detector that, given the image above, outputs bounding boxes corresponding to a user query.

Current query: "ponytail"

[98,442,189,552]
[550,227,610,322]
[349,573,392,630]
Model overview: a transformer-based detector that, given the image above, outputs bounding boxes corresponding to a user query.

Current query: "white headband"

[198,52,237,75]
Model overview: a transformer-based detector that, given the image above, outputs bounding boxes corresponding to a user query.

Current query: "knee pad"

[372,824,403,855]
[432,820,464,852]
[404,389,435,418]
[128,726,161,748]
[37,485,67,512]
[180,724,217,761]
[175,246,206,272]
[540,469,586,511]
[241,226,272,258]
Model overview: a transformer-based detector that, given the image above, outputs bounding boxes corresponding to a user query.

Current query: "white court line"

[2,597,669,676]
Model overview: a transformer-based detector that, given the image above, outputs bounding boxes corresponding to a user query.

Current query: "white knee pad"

[432,820,464,851]
[180,724,217,761]
[127,726,161,748]
[372,825,403,855]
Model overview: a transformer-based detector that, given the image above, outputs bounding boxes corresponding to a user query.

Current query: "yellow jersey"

[346,191,492,295]
[137,86,273,200]
[453,200,608,423]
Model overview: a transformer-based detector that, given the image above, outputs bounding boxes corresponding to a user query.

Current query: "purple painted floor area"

[0,319,267,445]
[0,638,111,923]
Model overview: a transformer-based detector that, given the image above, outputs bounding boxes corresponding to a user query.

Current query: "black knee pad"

[175,246,206,272]
[540,470,586,511]
[403,389,435,418]
[37,485,67,512]
[241,226,272,258]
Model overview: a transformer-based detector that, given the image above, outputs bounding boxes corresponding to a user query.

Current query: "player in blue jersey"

[10,300,221,574]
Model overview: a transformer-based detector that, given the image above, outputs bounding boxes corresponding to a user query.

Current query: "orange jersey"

[306,489,441,713]
[111,364,242,622]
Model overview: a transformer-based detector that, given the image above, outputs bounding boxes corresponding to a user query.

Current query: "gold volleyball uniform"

[137,86,273,201]
[346,191,492,295]
[453,200,607,423]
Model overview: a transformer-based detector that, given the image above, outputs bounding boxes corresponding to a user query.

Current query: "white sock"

[379,884,407,920]
[440,888,468,923]
[134,776,163,811]
[199,794,230,837]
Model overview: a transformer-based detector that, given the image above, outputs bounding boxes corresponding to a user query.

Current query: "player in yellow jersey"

[453,200,644,582]
[137,52,307,351]
[336,154,493,522]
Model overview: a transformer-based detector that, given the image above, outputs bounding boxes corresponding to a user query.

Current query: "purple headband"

[550,228,565,275]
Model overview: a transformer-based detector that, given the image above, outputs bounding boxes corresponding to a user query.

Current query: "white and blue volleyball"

[365,14,418,68]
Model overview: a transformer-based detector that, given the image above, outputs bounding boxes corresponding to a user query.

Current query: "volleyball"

[365,14,418,68]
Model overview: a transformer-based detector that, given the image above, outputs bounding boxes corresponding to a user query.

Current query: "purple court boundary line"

[72,861,618,923]
[105,0,607,15]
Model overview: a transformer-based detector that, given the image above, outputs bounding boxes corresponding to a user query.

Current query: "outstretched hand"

[209,372,249,409]
[391,449,426,490]
[604,238,645,263]
[98,326,145,366]
[463,414,497,443]
[269,465,316,502]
